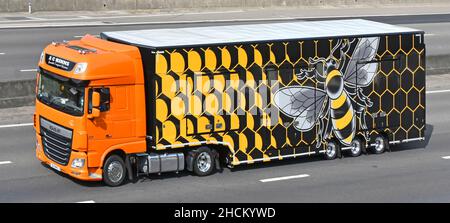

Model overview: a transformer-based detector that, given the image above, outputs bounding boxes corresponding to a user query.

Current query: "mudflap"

[125,154,136,182]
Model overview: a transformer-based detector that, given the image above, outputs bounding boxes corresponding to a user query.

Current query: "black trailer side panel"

[143,33,425,165]
[360,34,426,143]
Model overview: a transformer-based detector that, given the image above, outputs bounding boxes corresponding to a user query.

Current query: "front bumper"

[36,134,102,181]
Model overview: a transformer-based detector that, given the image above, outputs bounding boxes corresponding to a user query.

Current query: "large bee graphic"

[273,37,380,148]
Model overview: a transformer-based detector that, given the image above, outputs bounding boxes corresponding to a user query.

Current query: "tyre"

[103,155,127,187]
[324,141,339,160]
[372,134,389,154]
[349,137,365,157]
[192,147,215,176]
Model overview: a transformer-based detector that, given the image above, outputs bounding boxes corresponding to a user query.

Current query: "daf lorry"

[34,19,426,186]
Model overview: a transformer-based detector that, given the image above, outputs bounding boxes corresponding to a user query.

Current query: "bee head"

[325,58,338,73]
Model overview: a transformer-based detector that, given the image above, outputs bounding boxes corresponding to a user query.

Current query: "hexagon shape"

[413,73,425,90]
[242,128,256,151]
[234,150,248,162]
[407,88,420,110]
[263,146,279,157]
[381,91,394,112]
[401,70,413,90]
[394,91,406,111]
[401,108,413,129]
[257,126,272,148]
[394,127,406,141]
[380,59,394,76]
[388,110,400,128]
[387,72,400,93]
[400,34,413,53]
[408,126,420,138]
[395,54,407,73]
[387,35,400,54]
[301,127,316,145]
[249,148,264,159]
[407,50,420,72]
[302,40,315,59]
[414,107,425,126]
[272,123,287,147]
[368,94,381,113]
[280,146,294,156]
[287,126,302,147]
[373,73,387,94]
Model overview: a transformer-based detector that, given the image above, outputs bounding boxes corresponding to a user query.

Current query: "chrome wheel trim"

[326,143,336,158]
[197,151,212,173]
[107,161,124,183]
[351,140,361,155]
[375,137,385,152]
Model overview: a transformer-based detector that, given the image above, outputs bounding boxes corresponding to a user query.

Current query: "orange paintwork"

[34,35,147,181]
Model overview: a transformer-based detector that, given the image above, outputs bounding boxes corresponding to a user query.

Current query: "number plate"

[50,163,61,172]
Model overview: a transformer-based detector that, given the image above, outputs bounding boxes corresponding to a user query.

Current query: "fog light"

[71,158,85,169]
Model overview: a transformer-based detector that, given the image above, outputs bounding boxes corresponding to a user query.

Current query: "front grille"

[40,118,72,166]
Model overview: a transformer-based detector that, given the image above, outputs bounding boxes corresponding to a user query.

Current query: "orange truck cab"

[35,34,219,187]
[34,35,150,185]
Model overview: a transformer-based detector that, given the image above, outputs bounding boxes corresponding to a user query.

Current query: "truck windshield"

[37,69,86,116]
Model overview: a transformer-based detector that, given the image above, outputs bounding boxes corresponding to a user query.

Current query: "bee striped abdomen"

[330,91,356,146]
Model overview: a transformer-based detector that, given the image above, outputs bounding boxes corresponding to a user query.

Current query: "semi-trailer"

[34,19,426,186]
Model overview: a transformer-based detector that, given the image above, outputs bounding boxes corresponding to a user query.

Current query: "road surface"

[1,9,450,203]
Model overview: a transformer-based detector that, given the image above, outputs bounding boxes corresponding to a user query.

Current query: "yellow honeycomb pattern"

[152,33,425,165]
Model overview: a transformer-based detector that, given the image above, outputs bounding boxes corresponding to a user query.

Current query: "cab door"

[86,86,136,167]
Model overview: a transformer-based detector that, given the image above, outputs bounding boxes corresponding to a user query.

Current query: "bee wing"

[343,37,380,87]
[273,86,327,131]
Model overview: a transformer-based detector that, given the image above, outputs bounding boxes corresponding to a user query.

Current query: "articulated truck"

[34,19,426,186]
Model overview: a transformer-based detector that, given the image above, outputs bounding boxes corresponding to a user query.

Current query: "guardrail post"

[28,0,32,14]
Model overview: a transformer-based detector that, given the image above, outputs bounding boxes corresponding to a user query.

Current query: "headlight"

[74,62,88,74]
[39,51,45,63]
[71,158,85,169]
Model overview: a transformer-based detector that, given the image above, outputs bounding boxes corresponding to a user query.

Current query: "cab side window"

[88,88,110,113]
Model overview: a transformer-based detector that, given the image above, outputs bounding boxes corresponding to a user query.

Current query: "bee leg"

[316,118,324,149]
[358,109,369,130]
[323,117,333,141]
[357,88,373,107]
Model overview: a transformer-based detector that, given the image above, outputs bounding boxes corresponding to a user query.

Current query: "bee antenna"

[331,39,342,56]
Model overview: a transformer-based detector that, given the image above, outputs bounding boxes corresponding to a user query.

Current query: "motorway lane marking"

[260,174,310,183]
[0,52,5,55]
[76,200,95,203]
[426,89,450,94]
[0,123,33,129]
[0,161,12,165]
[424,33,435,36]
[19,69,37,72]
[442,156,450,159]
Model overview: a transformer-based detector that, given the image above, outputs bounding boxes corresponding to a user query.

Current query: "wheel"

[103,155,127,187]
[192,147,215,176]
[349,137,365,157]
[372,135,389,154]
[324,141,339,160]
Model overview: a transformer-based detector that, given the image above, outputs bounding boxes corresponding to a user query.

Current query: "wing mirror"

[88,91,101,119]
